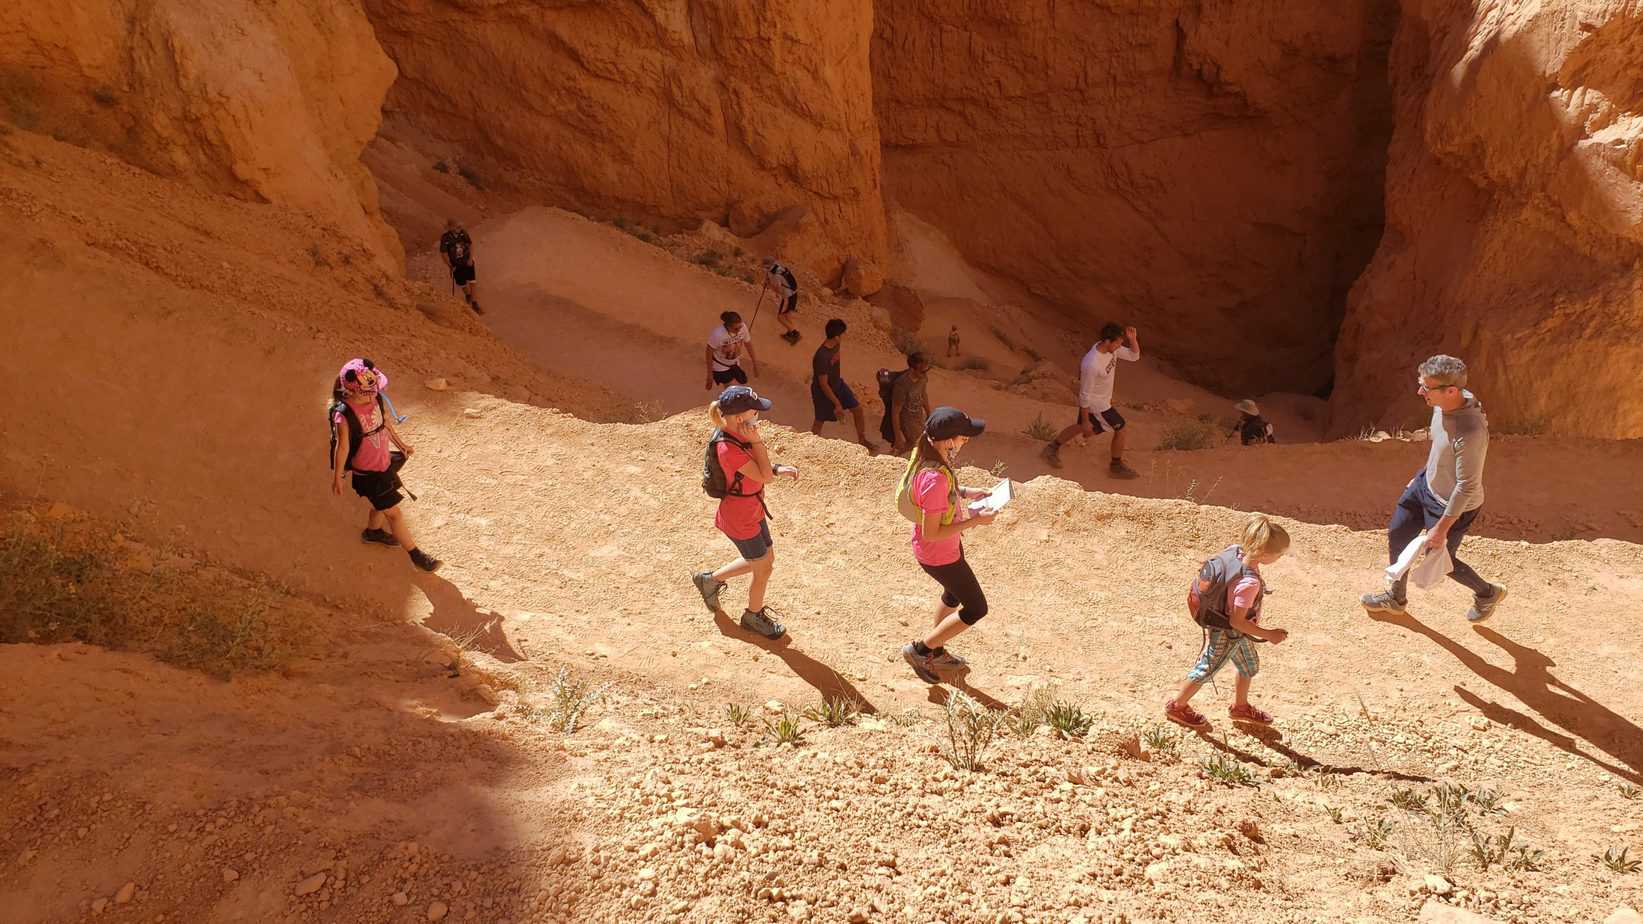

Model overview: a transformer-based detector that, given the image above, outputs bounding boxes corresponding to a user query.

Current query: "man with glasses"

[1361,355,1507,622]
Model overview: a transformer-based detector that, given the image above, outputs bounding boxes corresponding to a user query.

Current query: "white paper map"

[968,479,1013,514]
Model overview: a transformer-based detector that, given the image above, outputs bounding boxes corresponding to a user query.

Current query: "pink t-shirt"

[910,467,964,566]
[713,439,766,541]
[1228,570,1262,621]
[335,397,391,473]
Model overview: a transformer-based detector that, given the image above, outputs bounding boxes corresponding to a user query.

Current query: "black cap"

[718,385,772,414]
[925,406,985,440]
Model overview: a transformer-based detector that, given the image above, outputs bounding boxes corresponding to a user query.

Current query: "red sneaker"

[1228,703,1274,726]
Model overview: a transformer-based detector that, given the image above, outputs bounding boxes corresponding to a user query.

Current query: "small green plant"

[1142,725,1179,759]
[1620,784,1641,801]
[693,250,722,267]
[1312,769,1342,792]
[538,665,609,733]
[1597,846,1641,874]
[432,160,450,173]
[1470,787,1504,814]
[1157,419,1218,451]
[1470,824,1517,869]
[988,460,1009,478]
[724,703,753,729]
[1506,843,1545,871]
[887,709,921,728]
[1355,817,1394,850]
[939,691,1003,771]
[1022,413,1056,441]
[803,696,861,728]
[1324,805,1344,824]
[1045,701,1094,738]
[1009,684,1057,738]
[763,711,806,746]
[955,356,992,372]
[1202,753,1256,787]
[1389,787,1429,813]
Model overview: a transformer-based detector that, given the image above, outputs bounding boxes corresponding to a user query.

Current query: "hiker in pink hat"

[329,358,442,572]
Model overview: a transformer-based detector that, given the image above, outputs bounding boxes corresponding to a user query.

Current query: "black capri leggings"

[920,555,989,625]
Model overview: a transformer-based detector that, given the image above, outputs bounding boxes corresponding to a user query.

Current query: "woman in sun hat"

[1232,399,1276,445]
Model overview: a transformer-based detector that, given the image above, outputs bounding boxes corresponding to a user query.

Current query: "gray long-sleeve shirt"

[1425,392,1489,517]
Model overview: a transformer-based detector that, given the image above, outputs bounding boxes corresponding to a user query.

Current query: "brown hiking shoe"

[1040,442,1063,469]
[1109,459,1139,479]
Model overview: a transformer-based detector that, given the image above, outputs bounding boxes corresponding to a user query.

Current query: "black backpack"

[1186,545,1263,632]
[876,368,906,443]
[702,430,763,501]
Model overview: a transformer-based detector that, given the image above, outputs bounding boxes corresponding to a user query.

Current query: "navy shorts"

[451,262,475,286]
[1076,407,1125,433]
[811,381,859,422]
[728,521,773,560]
[712,365,749,385]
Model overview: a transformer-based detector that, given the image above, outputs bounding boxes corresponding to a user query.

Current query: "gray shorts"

[729,521,772,560]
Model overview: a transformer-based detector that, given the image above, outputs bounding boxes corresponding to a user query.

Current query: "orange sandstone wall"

[872,0,1397,396]
[1330,0,1643,438]
[0,0,403,270]
[363,0,889,282]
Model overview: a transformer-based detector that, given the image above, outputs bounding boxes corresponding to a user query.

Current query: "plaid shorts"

[1187,628,1260,682]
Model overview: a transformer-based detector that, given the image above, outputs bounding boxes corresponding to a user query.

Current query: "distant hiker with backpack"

[810,318,879,452]
[763,257,801,344]
[899,407,999,684]
[878,352,934,454]
[1041,323,1141,478]
[705,310,758,389]
[1164,514,1291,731]
[691,386,799,639]
[1232,399,1276,445]
[439,219,481,314]
[947,325,961,358]
[329,358,442,573]
[1361,354,1508,624]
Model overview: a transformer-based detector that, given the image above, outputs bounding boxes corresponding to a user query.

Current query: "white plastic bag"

[1386,532,1452,590]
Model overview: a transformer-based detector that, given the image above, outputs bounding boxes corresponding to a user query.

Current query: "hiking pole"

[748,276,770,331]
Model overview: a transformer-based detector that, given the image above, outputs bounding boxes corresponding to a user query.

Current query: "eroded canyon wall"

[363,0,888,281]
[0,0,402,269]
[873,0,1397,396]
[1330,1,1643,439]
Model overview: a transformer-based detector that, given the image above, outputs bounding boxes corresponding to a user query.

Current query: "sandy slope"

[2,129,1642,923]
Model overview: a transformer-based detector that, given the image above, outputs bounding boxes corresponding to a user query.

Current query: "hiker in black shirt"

[439,219,482,314]
[1231,400,1276,445]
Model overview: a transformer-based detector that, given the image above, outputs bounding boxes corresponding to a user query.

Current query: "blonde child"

[1165,515,1291,730]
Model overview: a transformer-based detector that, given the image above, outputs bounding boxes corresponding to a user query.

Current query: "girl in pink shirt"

[900,407,1000,683]
[329,359,441,573]
[1165,515,1291,730]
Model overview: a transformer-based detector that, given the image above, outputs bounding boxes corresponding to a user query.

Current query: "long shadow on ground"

[712,609,878,713]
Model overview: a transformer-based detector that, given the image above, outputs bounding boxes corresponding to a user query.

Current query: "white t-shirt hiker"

[707,323,749,372]
[1078,342,1140,412]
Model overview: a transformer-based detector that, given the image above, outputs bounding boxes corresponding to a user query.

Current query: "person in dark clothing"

[763,257,801,343]
[809,318,878,452]
[438,219,481,314]
[1232,399,1276,445]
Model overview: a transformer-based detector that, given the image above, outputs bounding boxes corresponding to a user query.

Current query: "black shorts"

[351,469,403,511]
[451,262,476,286]
[777,292,798,315]
[712,366,749,385]
[1076,407,1125,433]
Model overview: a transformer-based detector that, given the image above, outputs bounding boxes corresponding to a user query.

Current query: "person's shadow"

[925,676,1009,712]
[1230,725,1435,783]
[712,610,878,714]
[418,575,526,664]
[1369,612,1643,785]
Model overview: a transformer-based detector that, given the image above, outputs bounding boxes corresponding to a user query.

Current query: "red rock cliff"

[0,0,402,270]
[363,0,889,280]
[1331,1,1643,438]
[873,0,1397,396]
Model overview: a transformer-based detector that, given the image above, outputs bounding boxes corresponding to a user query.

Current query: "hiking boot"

[901,644,940,684]
[470,301,484,315]
[930,648,967,670]
[1360,590,1408,615]
[1164,698,1210,732]
[1040,442,1063,469]
[740,606,785,639]
[361,528,399,547]
[408,548,443,573]
[1108,459,1139,480]
[691,570,725,612]
[1466,583,1508,624]
[1228,703,1274,726]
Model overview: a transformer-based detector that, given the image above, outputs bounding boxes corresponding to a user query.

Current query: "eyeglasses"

[1416,383,1454,394]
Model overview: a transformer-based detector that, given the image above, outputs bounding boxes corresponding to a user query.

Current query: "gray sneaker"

[1040,442,1063,469]
[930,648,967,670]
[1108,459,1140,480]
[1466,584,1508,624]
[901,644,940,684]
[740,607,785,639]
[692,571,724,612]
[1360,590,1408,614]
